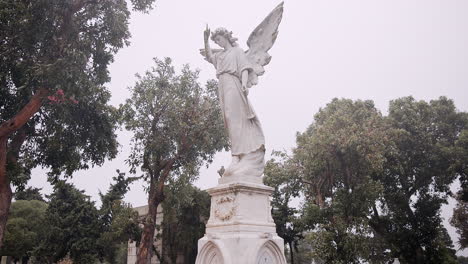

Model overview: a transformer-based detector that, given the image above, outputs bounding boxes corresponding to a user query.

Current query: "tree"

[451,129,468,249]
[287,236,314,264]
[34,181,101,263]
[368,97,465,264]
[264,151,304,264]
[291,97,465,264]
[0,0,156,245]
[13,186,45,202]
[159,175,211,263]
[0,200,47,263]
[458,256,468,264]
[121,58,228,263]
[98,200,140,264]
[10,174,140,263]
[97,170,141,263]
[451,193,468,249]
[293,99,391,264]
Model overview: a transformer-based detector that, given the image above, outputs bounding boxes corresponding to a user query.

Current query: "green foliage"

[0,0,156,187]
[305,227,388,264]
[295,98,388,208]
[121,57,228,260]
[97,171,141,263]
[122,57,228,180]
[279,97,466,264]
[34,181,101,264]
[1,174,140,262]
[0,200,47,262]
[13,186,45,202]
[451,194,468,249]
[97,200,140,263]
[264,151,304,264]
[454,129,468,202]
[160,176,211,263]
[99,170,139,228]
[286,237,314,264]
[450,117,468,251]
[451,129,468,250]
[292,99,390,263]
[114,242,131,264]
[459,256,468,264]
[371,97,466,263]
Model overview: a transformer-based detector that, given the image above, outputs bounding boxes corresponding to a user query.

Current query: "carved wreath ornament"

[214,195,236,221]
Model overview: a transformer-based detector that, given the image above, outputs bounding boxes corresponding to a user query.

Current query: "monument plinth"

[195,181,287,264]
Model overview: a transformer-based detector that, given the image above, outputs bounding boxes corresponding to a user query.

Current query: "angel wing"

[245,2,284,88]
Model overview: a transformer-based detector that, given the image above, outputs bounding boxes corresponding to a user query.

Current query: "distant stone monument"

[197,2,287,264]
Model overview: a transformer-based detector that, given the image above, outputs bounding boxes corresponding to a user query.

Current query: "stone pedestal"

[195,181,287,264]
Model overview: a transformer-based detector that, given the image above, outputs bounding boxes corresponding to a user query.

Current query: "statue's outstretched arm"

[204,25,214,63]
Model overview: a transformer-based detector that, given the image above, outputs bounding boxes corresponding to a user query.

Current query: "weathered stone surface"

[196,182,287,264]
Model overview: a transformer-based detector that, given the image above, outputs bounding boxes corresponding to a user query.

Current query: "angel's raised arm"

[203,26,214,63]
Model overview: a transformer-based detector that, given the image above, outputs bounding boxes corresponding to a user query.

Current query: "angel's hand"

[204,25,211,42]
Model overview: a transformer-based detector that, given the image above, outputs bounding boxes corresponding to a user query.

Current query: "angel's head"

[211,27,238,48]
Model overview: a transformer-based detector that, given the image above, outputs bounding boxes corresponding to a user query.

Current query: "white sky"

[30,0,468,255]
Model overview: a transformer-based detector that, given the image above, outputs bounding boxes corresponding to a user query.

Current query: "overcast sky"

[30,0,468,255]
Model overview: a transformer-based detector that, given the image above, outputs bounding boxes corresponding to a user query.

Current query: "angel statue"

[201,2,283,181]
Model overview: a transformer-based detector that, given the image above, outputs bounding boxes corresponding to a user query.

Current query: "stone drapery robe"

[211,46,265,156]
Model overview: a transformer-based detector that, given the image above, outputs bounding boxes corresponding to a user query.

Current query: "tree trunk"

[288,241,294,264]
[137,160,173,264]
[414,248,425,264]
[315,192,324,208]
[153,244,163,263]
[0,88,47,247]
[392,201,426,264]
[21,256,29,264]
[0,137,12,248]
[137,179,161,264]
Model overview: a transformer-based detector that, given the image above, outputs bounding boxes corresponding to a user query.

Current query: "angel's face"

[213,35,230,49]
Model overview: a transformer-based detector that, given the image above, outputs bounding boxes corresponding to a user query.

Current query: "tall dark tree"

[34,181,101,264]
[459,256,468,264]
[98,170,139,230]
[451,194,468,250]
[294,98,391,264]
[289,97,465,263]
[451,129,468,250]
[5,175,140,263]
[368,97,465,264]
[97,170,141,263]
[0,0,156,245]
[121,58,228,263]
[160,175,211,264]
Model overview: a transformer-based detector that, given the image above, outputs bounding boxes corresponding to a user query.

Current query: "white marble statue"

[201,2,283,180]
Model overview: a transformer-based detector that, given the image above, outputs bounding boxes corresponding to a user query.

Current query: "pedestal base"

[195,181,287,264]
